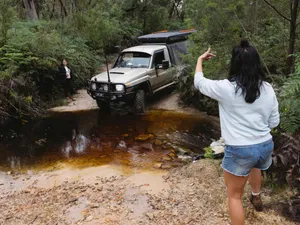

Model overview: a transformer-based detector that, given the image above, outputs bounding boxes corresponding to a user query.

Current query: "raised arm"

[194,48,227,102]
[195,48,215,73]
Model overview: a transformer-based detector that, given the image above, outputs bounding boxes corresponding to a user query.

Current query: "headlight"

[115,84,125,92]
[103,84,109,92]
[91,83,97,90]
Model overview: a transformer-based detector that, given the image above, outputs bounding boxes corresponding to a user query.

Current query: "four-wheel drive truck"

[87,29,196,114]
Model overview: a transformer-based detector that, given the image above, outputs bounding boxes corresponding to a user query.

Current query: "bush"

[279,57,300,133]
[0,21,101,124]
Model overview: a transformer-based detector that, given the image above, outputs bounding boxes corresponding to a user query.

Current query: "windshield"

[114,52,151,68]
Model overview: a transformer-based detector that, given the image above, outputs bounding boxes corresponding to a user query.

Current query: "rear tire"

[96,100,110,112]
[133,89,146,114]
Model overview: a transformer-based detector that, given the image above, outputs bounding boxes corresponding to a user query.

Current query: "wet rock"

[169,131,212,153]
[140,143,154,151]
[210,138,225,154]
[154,139,163,146]
[172,146,194,156]
[161,163,172,169]
[178,155,193,162]
[168,151,177,159]
[116,141,127,150]
[35,138,47,146]
[95,137,101,144]
[162,143,172,149]
[162,155,173,161]
[212,146,224,154]
[128,146,140,154]
[135,134,154,141]
[153,162,163,169]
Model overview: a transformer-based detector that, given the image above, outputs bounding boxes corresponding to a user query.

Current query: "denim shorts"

[221,139,274,177]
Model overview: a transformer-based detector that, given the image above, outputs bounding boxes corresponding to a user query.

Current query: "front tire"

[96,100,110,112]
[133,89,146,114]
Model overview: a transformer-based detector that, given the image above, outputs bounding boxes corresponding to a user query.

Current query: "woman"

[59,59,74,99]
[194,40,280,225]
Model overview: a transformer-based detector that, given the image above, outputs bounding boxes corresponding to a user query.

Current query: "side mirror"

[155,60,170,70]
[162,60,169,69]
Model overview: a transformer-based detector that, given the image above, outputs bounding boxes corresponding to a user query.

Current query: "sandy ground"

[49,88,204,115]
[149,91,202,115]
[49,90,98,113]
[0,160,297,225]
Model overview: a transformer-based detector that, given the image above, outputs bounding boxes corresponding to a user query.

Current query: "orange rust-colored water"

[0,110,219,172]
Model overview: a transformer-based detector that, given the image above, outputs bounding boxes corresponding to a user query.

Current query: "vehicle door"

[162,48,177,84]
[149,49,171,90]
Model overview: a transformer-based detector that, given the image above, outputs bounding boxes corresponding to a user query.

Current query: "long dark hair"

[228,39,265,103]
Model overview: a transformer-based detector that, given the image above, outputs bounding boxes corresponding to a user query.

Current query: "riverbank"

[0,160,296,225]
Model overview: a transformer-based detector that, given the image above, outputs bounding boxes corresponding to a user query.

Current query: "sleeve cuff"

[195,72,204,76]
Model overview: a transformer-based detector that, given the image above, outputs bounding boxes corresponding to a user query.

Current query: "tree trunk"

[142,0,147,34]
[288,0,300,74]
[263,0,300,74]
[168,2,175,19]
[23,0,38,21]
[71,0,77,13]
[58,0,68,17]
[50,0,56,19]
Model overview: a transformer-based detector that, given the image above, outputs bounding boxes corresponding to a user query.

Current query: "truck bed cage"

[138,29,196,44]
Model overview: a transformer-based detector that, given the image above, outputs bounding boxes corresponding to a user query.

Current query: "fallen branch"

[263,0,291,22]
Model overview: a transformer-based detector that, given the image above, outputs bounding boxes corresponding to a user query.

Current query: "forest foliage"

[0,0,299,136]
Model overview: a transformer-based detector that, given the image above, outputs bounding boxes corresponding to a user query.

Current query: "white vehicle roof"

[122,45,166,55]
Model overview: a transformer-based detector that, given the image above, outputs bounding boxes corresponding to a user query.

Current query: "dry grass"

[148,159,299,225]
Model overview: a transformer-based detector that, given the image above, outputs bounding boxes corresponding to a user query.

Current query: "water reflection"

[7,156,21,170]
[61,134,91,158]
[62,141,72,158]
[0,110,219,171]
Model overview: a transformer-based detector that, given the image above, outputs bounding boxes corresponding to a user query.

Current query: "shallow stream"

[0,110,219,172]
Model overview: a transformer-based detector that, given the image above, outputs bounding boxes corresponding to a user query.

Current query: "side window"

[152,51,165,68]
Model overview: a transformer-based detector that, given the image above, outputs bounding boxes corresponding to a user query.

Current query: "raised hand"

[198,47,216,61]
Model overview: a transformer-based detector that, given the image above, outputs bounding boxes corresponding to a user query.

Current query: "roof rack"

[138,29,196,44]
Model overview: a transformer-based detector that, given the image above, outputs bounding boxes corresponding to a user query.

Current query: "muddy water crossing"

[0,110,296,225]
[0,110,219,173]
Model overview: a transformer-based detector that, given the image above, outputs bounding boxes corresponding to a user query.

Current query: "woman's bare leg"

[248,168,263,211]
[224,170,248,225]
[248,168,261,193]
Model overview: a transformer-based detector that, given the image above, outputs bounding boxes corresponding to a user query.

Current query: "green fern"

[280,73,300,98]
[204,147,215,159]
[279,57,300,133]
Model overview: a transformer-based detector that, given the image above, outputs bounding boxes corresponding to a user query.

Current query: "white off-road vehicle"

[87,29,195,114]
